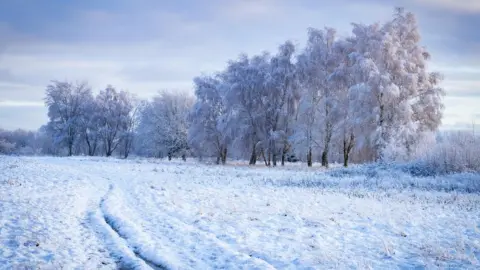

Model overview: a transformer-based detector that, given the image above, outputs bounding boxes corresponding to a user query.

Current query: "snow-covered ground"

[1,156,479,269]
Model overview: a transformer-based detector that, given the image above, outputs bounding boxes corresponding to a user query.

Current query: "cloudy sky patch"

[0,0,479,130]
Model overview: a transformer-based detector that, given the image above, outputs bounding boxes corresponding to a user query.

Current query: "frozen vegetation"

[1,156,479,269]
[1,6,479,270]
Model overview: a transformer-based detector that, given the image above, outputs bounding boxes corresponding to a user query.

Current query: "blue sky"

[0,0,479,130]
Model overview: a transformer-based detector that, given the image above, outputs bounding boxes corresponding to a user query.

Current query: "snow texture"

[1,156,479,269]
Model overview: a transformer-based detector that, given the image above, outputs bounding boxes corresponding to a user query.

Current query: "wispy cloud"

[0,0,479,130]
[0,100,44,107]
[411,0,480,13]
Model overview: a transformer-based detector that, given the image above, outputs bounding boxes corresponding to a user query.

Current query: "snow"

[1,156,479,269]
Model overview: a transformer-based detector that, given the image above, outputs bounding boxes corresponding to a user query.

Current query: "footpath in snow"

[1,156,480,269]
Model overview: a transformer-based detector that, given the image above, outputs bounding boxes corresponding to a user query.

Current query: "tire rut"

[100,185,168,270]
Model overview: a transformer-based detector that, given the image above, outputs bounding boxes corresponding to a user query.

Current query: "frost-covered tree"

[119,98,140,159]
[182,7,445,167]
[188,75,229,164]
[348,8,444,161]
[295,28,339,167]
[77,94,99,156]
[44,81,92,156]
[382,8,445,160]
[223,53,271,165]
[348,22,390,160]
[36,125,60,156]
[328,38,358,167]
[0,138,15,154]
[138,91,193,160]
[0,128,45,155]
[265,41,301,166]
[95,86,134,157]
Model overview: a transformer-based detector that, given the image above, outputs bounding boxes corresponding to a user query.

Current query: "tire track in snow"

[128,186,278,269]
[99,185,168,270]
[101,184,276,269]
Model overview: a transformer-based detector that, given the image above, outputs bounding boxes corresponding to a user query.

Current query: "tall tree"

[138,91,193,160]
[296,28,338,167]
[78,94,99,156]
[266,41,300,166]
[44,80,92,156]
[120,98,140,159]
[96,86,134,157]
[223,53,270,165]
[189,75,229,164]
[348,8,444,161]
[383,8,445,160]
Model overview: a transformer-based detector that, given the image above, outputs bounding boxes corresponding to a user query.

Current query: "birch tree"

[223,53,270,165]
[265,41,300,166]
[189,75,229,164]
[296,28,338,167]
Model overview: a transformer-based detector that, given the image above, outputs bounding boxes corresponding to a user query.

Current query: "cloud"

[411,0,480,13]
[0,100,44,107]
[439,122,476,131]
[215,0,286,21]
[0,0,479,130]
[0,68,14,80]
[442,80,480,98]
[0,106,47,130]
[0,82,44,102]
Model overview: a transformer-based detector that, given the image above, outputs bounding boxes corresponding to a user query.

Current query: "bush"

[0,139,15,154]
[415,131,480,174]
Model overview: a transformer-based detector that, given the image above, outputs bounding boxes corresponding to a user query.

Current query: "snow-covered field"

[1,156,479,269]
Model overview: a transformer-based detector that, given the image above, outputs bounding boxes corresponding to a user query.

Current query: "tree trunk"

[67,127,74,156]
[267,149,271,166]
[343,133,355,167]
[221,147,227,165]
[249,144,257,165]
[85,136,92,156]
[123,140,130,159]
[182,153,186,161]
[89,147,95,156]
[343,150,349,167]
[105,139,113,157]
[376,96,386,161]
[321,150,328,168]
[281,143,288,166]
[268,139,276,166]
[68,140,73,156]
[322,121,332,168]
[168,153,172,161]
[91,138,98,156]
[216,156,221,165]
[123,136,132,159]
[307,147,312,167]
[272,148,277,167]
[261,150,268,166]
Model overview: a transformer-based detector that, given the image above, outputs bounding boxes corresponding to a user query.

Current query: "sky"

[0,0,479,130]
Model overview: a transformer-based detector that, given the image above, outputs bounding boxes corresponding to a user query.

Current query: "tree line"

[1,8,446,168]
[188,8,444,167]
